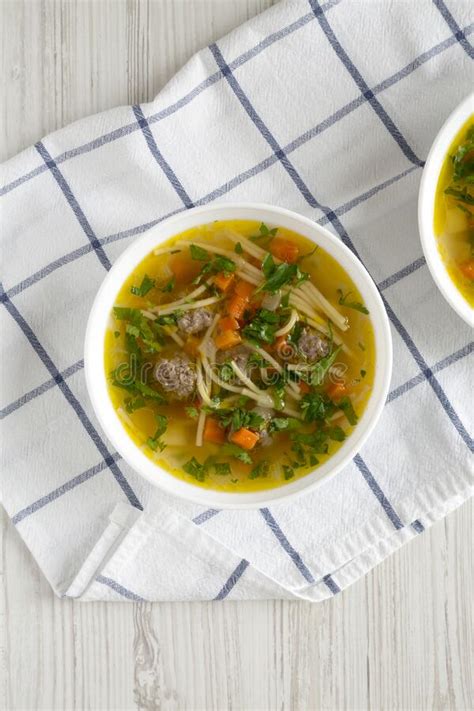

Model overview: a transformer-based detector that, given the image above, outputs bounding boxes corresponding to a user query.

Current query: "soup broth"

[105,220,375,492]
[434,115,474,307]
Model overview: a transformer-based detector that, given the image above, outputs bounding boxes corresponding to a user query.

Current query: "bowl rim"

[84,202,393,509]
[418,92,474,328]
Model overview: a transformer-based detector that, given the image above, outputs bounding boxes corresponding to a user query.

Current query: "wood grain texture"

[1,1,472,709]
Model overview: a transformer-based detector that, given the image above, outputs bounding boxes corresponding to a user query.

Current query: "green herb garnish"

[257,254,309,294]
[190,244,209,261]
[249,461,269,479]
[214,462,231,476]
[183,457,206,481]
[147,414,168,451]
[337,289,369,314]
[242,308,279,344]
[222,444,253,464]
[130,274,155,297]
[185,406,199,419]
[310,346,341,386]
[215,408,265,431]
[299,392,335,422]
[338,396,358,425]
[250,222,278,243]
[160,276,175,293]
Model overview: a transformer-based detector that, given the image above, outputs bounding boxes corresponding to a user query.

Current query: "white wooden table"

[1,2,472,709]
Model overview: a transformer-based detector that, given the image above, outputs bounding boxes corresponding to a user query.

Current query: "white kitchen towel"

[1,0,473,602]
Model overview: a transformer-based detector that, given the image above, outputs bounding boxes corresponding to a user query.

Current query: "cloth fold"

[1,0,473,601]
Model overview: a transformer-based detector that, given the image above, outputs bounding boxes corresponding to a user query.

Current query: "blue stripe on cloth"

[433,0,474,59]
[377,257,427,292]
[8,338,471,526]
[0,1,340,198]
[213,559,250,600]
[193,508,220,525]
[353,455,404,530]
[12,455,121,525]
[322,574,341,594]
[209,41,356,250]
[96,575,146,601]
[318,166,420,226]
[2,19,472,200]
[0,286,142,510]
[209,43,324,211]
[387,342,474,403]
[132,104,194,208]
[34,141,112,271]
[381,295,474,452]
[1,359,84,418]
[259,508,316,585]
[308,0,424,168]
[411,519,425,534]
[2,207,183,302]
[3,27,473,302]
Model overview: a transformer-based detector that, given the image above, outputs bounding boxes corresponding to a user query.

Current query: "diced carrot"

[234,280,255,300]
[219,315,239,331]
[215,330,242,350]
[203,418,226,444]
[214,272,235,292]
[230,427,260,450]
[273,335,287,352]
[459,259,474,280]
[270,238,299,264]
[299,381,312,394]
[227,294,248,320]
[327,382,348,400]
[169,252,201,284]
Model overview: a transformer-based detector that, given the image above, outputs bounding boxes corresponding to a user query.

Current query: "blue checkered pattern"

[1,0,473,602]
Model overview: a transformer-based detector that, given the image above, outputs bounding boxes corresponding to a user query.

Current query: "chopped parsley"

[337,289,369,314]
[215,408,265,431]
[299,392,335,422]
[268,417,300,433]
[214,462,231,476]
[249,461,269,479]
[257,253,309,294]
[222,443,253,464]
[160,276,175,293]
[130,274,155,297]
[444,186,474,205]
[250,222,278,244]
[282,465,294,480]
[190,244,209,261]
[185,406,199,419]
[242,308,279,344]
[124,395,146,413]
[183,457,206,481]
[338,396,358,425]
[147,414,168,452]
[310,346,341,386]
[327,425,346,442]
[234,242,244,254]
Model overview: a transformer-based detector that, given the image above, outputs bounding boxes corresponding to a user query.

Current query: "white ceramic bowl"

[418,92,474,328]
[85,203,392,509]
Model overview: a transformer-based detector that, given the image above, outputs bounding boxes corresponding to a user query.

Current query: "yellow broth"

[105,220,376,492]
[434,115,474,306]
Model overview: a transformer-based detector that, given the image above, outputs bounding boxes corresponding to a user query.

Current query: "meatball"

[177,309,212,335]
[298,329,330,362]
[216,345,252,373]
[154,357,196,399]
